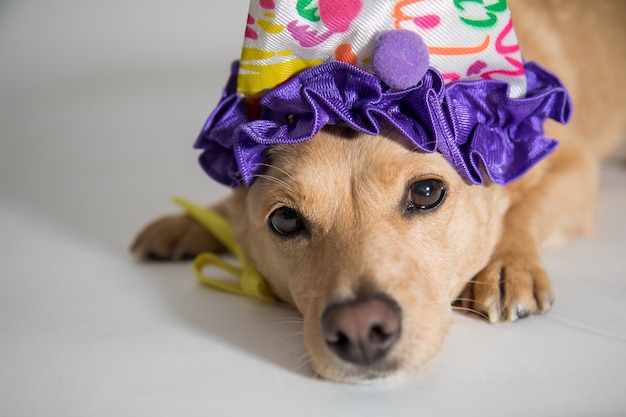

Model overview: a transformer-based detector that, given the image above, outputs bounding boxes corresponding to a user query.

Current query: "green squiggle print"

[296,0,320,22]
[454,0,508,28]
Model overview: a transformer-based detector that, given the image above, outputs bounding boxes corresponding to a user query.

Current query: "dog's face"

[234,127,510,382]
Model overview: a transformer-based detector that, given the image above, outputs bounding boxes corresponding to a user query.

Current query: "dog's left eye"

[406,178,446,212]
[269,207,305,237]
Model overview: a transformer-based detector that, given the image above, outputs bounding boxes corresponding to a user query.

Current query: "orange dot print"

[335,43,357,65]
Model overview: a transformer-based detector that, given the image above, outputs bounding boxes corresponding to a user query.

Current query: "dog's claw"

[480,299,501,323]
[516,308,530,320]
[505,305,529,322]
[487,309,500,324]
[536,290,554,313]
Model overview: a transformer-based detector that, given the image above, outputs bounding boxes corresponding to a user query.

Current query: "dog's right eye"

[269,207,305,237]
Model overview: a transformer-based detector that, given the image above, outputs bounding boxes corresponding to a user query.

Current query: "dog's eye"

[407,178,446,212]
[269,207,305,237]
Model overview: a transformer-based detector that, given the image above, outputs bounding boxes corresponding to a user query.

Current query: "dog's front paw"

[130,214,223,261]
[462,253,554,323]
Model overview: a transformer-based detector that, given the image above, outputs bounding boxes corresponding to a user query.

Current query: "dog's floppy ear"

[131,188,248,261]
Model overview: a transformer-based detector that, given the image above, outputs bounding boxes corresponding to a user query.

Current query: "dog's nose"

[321,294,401,366]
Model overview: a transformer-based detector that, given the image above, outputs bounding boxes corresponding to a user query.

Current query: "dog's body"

[132,0,626,382]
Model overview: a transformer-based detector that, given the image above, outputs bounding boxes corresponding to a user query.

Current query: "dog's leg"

[469,206,555,323]
[465,136,599,322]
[130,190,246,261]
[131,212,223,261]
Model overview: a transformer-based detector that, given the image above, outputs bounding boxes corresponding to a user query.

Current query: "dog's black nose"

[321,294,401,366]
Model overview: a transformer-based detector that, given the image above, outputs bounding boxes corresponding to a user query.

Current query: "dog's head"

[232,127,510,382]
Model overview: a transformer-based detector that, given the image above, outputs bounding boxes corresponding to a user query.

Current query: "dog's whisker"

[229,176,246,188]
[277,330,305,344]
[252,173,293,190]
[463,278,516,286]
[268,316,305,326]
[266,328,303,340]
[451,305,490,320]
[258,162,298,184]
[265,317,304,340]
[253,173,297,194]
[268,319,305,327]
[292,352,313,376]
[452,297,489,307]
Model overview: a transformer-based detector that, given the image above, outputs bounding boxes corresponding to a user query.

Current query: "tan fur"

[132,1,626,382]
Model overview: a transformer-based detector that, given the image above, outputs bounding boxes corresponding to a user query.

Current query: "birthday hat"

[195,0,571,187]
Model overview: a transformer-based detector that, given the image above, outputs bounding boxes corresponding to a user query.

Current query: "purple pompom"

[372,30,430,90]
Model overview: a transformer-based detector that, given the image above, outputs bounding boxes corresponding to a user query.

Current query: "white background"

[1,1,626,416]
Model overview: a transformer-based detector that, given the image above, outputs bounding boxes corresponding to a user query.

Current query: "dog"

[131,0,626,382]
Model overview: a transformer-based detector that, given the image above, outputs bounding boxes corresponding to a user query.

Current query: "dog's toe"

[130,214,224,261]
[470,261,503,323]
[468,254,554,323]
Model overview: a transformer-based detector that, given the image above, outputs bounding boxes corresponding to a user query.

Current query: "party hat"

[195,0,571,187]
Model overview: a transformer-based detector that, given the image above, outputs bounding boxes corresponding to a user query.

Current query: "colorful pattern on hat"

[240,0,526,97]
[194,0,572,188]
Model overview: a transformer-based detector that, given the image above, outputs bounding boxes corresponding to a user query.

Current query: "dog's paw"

[130,214,223,261]
[460,253,554,323]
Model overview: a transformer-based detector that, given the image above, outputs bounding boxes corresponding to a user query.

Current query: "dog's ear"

[130,189,248,261]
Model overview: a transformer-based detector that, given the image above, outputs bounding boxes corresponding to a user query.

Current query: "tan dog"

[131,0,626,382]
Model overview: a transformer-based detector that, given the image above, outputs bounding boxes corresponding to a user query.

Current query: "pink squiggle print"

[481,56,525,79]
[286,20,333,47]
[245,27,259,40]
[245,14,258,39]
[287,0,362,48]
[442,72,461,82]
[413,14,440,30]
[495,18,519,55]
[260,0,275,9]
[467,60,487,76]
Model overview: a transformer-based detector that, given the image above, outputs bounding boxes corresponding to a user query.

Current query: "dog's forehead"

[266,129,454,191]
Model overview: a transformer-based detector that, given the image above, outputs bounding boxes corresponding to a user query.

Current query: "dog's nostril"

[370,325,394,347]
[328,331,350,351]
[322,294,401,366]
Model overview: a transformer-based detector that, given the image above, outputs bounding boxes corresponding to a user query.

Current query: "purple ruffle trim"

[195,60,571,187]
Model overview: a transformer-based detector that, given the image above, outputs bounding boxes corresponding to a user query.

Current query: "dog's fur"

[132,0,626,382]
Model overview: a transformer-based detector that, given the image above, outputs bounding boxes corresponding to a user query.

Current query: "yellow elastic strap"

[172,197,276,303]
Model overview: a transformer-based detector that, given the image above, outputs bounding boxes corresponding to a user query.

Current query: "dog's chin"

[309,354,399,384]
[305,316,451,384]
[308,351,432,384]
